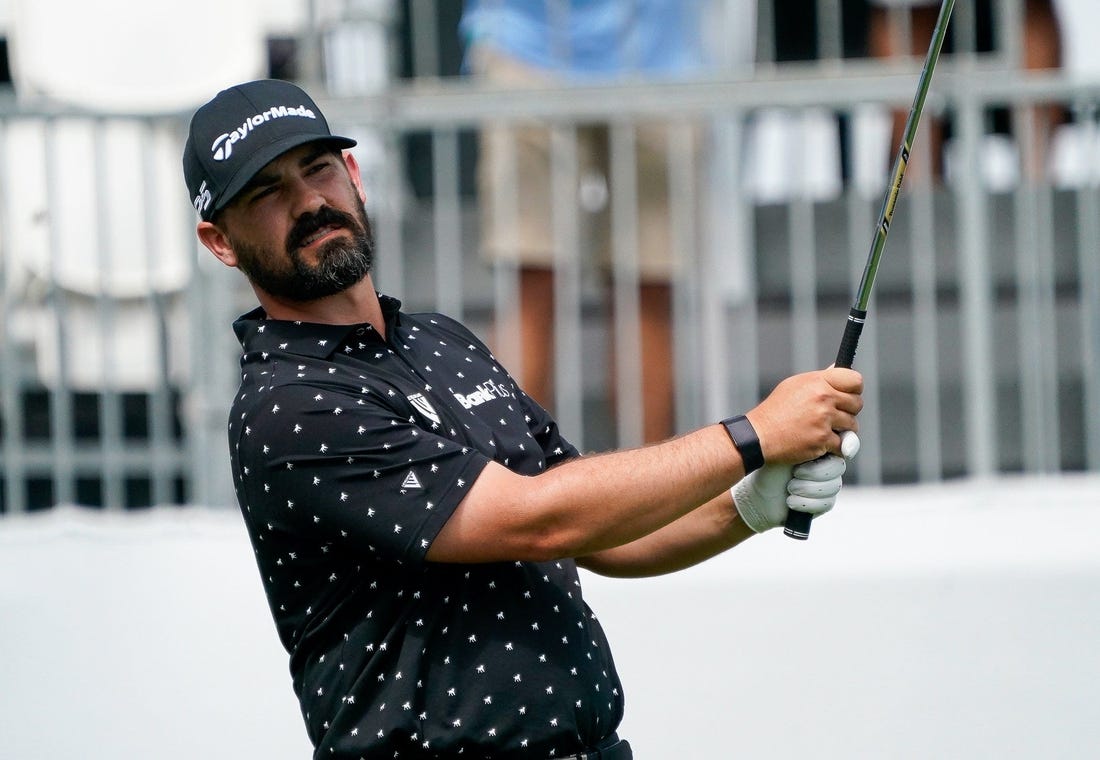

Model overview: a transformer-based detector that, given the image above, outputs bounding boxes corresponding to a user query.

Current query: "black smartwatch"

[721,414,765,474]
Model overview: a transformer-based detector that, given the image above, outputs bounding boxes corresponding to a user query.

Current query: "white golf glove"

[732,431,859,534]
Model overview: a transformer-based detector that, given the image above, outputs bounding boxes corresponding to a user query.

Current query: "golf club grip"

[783,508,813,540]
[834,307,867,370]
[781,307,868,540]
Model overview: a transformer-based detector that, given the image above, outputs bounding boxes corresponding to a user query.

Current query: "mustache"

[286,206,359,252]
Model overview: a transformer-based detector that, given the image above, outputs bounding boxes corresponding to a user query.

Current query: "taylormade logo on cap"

[211,104,319,161]
[183,79,356,221]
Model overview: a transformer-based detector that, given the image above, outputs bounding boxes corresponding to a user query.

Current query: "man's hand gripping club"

[732,431,860,533]
[727,367,864,534]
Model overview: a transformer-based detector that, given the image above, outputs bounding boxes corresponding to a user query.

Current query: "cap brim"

[212,133,357,215]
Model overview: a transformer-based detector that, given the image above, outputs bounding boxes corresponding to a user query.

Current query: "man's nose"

[287,175,326,216]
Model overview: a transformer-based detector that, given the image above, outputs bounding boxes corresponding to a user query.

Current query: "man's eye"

[251,186,277,202]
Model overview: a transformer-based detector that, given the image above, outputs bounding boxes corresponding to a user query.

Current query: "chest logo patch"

[402,470,423,489]
[453,379,514,410]
[407,393,441,425]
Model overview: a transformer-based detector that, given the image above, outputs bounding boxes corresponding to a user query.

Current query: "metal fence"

[1,0,1099,512]
[0,110,240,511]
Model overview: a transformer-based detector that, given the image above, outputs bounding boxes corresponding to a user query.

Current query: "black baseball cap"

[183,79,356,221]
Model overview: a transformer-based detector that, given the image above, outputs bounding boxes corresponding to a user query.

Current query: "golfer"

[183,78,863,759]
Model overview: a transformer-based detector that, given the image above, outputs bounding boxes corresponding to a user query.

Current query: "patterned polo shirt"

[227,294,625,759]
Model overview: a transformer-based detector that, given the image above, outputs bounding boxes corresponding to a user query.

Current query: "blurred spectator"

[868,0,1064,181]
[460,0,735,444]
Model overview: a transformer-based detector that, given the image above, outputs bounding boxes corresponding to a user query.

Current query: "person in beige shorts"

[470,45,700,444]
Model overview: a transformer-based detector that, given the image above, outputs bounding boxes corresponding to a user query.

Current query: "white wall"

[2,475,1099,759]
[590,475,1100,758]
[0,508,312,760]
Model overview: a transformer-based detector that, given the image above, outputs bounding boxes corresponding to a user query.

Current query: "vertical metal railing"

[91,118,125,509]
[704,112,755,423]
[608,121,644,448]
[375,127,408,303]
[42,119,77,507]
[954,96,998,476]
[141,119,182,508]
[549,124,585,449]
[432,128,465,320]
[489,127,524,387]
[1074,103,1100,470]
[669,119,706,430]
[0,119,26,512]
[906,131,944,482]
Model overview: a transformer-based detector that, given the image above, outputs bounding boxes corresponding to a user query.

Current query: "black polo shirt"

[228,294,625,759]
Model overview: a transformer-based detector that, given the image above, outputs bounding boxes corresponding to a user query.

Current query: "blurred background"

[0,0,1098,757]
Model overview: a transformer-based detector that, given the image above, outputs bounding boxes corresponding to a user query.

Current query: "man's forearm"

[427,424,745,564]
[575,491,756,578]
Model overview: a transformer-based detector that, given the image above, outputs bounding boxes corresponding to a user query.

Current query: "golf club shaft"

[783,0,955,540]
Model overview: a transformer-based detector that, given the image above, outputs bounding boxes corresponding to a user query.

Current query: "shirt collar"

[232,294,404,359]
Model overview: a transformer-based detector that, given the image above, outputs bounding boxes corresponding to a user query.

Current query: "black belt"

[559,736,632,760]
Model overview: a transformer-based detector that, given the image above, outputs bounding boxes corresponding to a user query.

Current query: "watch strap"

[721,414,765,474]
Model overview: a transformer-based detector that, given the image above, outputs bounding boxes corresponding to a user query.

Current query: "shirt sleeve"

[517,389,580,468]
[235,381,490,564]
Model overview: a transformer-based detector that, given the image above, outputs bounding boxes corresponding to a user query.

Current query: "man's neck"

[255,275,386,337]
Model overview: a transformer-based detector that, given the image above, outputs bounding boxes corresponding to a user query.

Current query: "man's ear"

[196,221,238,268]
[343,151,367,204]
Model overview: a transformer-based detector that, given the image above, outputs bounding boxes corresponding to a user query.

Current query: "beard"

[232,202,375,303]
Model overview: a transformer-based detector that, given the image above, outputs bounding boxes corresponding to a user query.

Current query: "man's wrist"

[720,414,765,474]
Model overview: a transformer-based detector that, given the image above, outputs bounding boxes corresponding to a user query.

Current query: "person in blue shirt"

[461,0,711,76]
